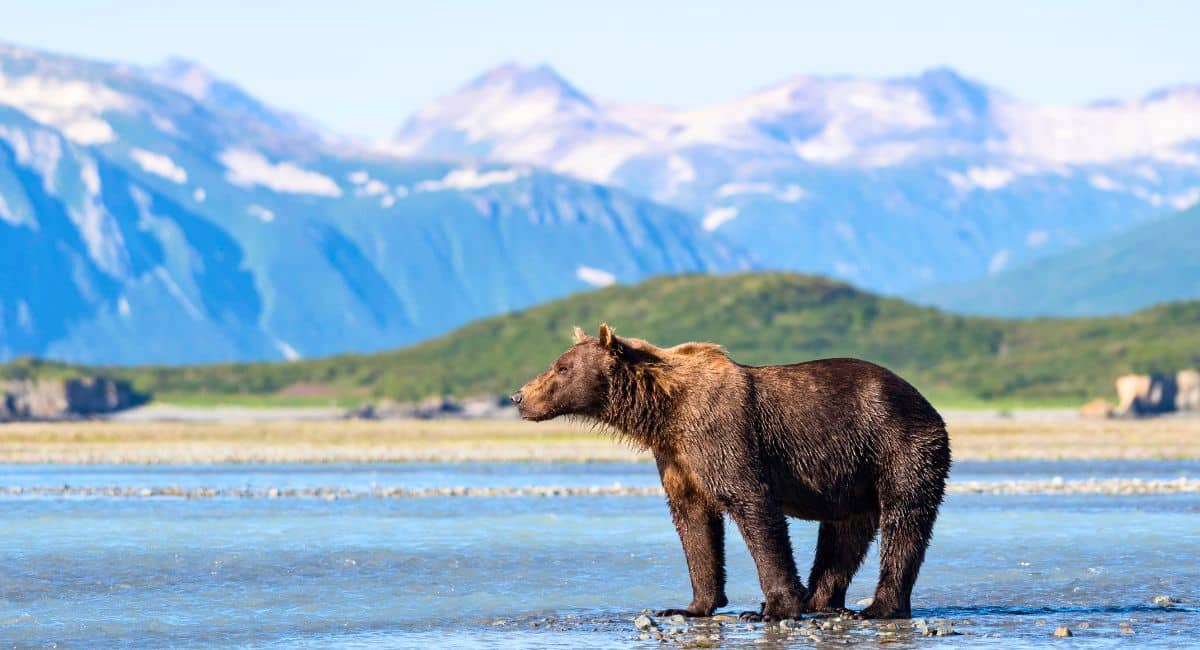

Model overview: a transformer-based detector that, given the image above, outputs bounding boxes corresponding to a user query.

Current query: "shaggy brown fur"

[512,324,951,621]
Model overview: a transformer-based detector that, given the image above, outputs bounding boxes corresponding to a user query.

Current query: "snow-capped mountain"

[0,43,749,364]
[390,64,1200,293]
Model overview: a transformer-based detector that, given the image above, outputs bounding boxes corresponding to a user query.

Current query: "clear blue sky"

[2,0,1196,139]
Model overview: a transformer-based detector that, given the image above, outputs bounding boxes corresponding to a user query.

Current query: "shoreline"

[1,417,1199,464]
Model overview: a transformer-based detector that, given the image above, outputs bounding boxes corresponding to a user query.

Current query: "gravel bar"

[2,478,1198,499]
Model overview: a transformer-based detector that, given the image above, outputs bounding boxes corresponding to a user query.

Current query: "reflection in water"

[0,462,1196,647]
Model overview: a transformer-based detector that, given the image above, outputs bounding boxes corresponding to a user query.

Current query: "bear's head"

[511,323,663,422]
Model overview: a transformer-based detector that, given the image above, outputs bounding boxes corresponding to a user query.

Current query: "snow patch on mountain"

[946,166,1016,192]
[0,193,16,226]
[219,148,342,196]
[1170,187,1200,210]
[1088,174,1122,192]
[716,182,808,202]
[274,339,301,361]
[0,74,129,144]
[702,207,738,231]
[247,204,275,222]
[576,266,616,287]
[988,250,1010,274]
[130,147,187,183]
[0,124,64,191]
[415,167,525,192]
[154,267,202,320]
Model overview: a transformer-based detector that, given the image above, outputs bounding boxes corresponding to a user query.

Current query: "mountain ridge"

[0,43,751,365]
[389,61,1200,295]
[915,205,1200,317]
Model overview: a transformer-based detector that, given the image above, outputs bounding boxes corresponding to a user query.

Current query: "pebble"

[1054,625,1072,637]
[667,614,687,626]
[633,614,655,631]
[855,597,874,606]
[1151,595,1179,607]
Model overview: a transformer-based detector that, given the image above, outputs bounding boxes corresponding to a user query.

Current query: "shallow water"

[1,462,1197,648]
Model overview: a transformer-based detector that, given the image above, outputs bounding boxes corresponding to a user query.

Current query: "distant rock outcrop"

[1112,370,1200,417]
[1178,370,1200,412]
[0,377,144,421]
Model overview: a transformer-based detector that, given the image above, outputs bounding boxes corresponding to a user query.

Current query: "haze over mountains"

[2,42,1198,365]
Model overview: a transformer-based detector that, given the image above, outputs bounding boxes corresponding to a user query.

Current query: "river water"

[1,461,1197,647]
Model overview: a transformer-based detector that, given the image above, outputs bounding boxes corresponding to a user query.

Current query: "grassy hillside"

[5,273,1200,405]
[915,205,1200,317]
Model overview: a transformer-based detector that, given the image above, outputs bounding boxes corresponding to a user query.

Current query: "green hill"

[915,205,1200,317]
[5,273,1200,405]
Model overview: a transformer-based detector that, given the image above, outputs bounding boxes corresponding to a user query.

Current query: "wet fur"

[514,325,951,620]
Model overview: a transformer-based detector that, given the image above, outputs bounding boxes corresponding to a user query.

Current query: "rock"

[342,403,378,420]
[1054,625,1072,637]
[1151,595,1179,607]
[667,614,687,626]
[935,620,958,636]
[1078,398,1113,419]
[854,597,874,607]
[778,618,800,630]
[1176,370,1200,412]
[1115,373,1179,417]
[633,614,656,631]
[0,376,143,421]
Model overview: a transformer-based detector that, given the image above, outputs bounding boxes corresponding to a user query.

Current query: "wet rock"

[667,614,687,626]
[633,614,656,631]
[854,597,874,607]
[778,618,800,630]
[1151,595,1180,607]
[935,620,958,636]
[1054,625,1072,637]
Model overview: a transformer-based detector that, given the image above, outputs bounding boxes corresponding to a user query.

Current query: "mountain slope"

[0,43,750,364]
[19,273,1199,404]
[914,205,1200,317]
[390,64,1200,292]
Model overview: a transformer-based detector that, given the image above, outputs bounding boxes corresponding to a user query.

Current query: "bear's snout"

[509,391,524,405]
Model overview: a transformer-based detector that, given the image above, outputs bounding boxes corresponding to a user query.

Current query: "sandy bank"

[1,417,1199,464]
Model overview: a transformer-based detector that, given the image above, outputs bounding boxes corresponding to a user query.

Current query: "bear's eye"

[556,365,568,374]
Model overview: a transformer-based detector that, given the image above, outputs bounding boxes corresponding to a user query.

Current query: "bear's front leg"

[655,455,728,617]
[727,495,805,621]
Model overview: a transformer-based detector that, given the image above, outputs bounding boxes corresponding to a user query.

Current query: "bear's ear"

[573,326,587,344]
[598,323,618,350]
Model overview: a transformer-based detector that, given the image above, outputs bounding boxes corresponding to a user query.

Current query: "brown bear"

[511,324,950,621]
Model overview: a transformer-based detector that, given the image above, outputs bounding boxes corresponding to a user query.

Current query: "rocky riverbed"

[4,477,1198,499]
[477,606,1196,647]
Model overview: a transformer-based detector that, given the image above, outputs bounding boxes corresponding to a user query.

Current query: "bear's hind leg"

[860,502,937,619]
[803,515,877,613]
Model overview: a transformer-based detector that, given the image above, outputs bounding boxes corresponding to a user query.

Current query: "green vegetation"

[4,273,1199,404]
